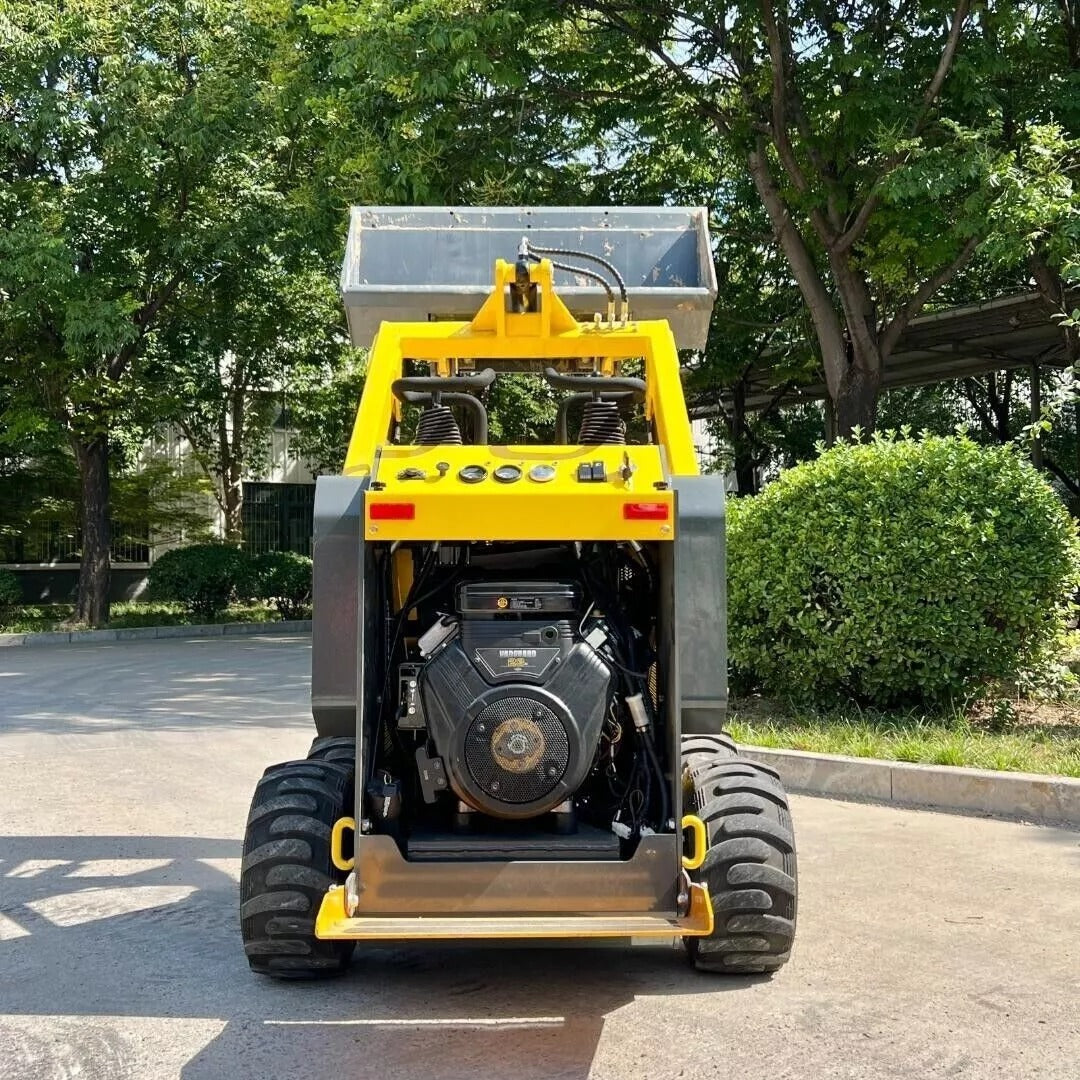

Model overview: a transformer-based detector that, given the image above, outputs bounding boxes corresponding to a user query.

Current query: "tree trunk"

[222,463,243,542]
[1029,251,1079,367]
[72,434,111,627]
[726,383,760,495]
[732,446,758,496]
[833,360,880,439]
[220,379,246,543]
[1030,364,1044,469]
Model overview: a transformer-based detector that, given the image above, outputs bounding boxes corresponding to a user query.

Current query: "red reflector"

[623,501,669,521]
[369,502,415,521]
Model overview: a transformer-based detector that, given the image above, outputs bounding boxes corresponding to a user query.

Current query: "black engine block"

[419,582,614,819]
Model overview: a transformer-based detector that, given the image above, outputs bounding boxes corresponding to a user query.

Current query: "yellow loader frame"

[342,258,700,544]
[314,257,716,942]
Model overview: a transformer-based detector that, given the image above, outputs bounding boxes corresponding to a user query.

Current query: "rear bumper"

[315,881,713,941]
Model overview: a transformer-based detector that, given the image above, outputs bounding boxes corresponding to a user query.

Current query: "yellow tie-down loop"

[681,814,707,871]
[331,817,356,872]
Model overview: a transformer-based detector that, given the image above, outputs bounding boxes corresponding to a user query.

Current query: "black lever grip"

[543,367,645,400]
[391,368,496,400]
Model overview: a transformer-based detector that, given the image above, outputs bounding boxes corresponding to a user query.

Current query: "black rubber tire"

[308,736,357,767]
[240,758,356,979]
[682,733,797,974]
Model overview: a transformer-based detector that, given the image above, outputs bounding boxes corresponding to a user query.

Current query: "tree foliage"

[0,568,21,619]
[154,262,350,535]
[0,0,307,622]
[287,349,368,476]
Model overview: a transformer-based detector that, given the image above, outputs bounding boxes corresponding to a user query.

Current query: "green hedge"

[728,435,1080,706]
[147,543,255,620]
[253,551,312,620]
[0,568,21,621]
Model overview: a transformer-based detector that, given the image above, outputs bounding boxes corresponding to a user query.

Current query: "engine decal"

[474,647,560,680]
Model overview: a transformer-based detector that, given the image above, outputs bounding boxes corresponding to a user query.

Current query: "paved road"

[0,636,1078,1080]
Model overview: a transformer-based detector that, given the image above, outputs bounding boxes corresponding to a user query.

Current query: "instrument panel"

[360,444,677,541]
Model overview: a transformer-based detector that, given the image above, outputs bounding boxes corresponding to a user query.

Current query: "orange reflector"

[370,502,415,521]
[623,501,669,521]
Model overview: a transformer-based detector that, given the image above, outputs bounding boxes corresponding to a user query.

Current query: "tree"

[156,262,349,538]
[974,1,1080,365]
[683,188,818,492]
[0,0,299,623]
[297,1,598,208]
[552,2,1080,436]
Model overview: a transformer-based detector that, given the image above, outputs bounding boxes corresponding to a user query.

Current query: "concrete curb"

[0,620,312,647]
[742,745,1080,828]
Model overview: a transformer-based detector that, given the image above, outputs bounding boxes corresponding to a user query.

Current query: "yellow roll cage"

[342,258,699,479]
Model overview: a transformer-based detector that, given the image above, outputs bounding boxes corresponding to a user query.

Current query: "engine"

[418,582,614,819]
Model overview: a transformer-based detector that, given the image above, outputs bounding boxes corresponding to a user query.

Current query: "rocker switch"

[576,461,606,483]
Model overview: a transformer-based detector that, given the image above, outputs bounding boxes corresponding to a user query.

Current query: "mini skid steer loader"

[240,207,798,977]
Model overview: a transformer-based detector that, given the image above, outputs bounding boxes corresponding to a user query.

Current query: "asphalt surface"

[0,635,1078,1080]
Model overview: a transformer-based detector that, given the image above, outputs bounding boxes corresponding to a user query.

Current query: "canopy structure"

[340,206,719,351]
[709,289,1079,415]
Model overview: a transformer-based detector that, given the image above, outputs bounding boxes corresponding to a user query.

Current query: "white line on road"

[265,1017,566,1028]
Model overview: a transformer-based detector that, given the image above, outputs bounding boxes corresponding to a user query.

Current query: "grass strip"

[728,701,1080,779]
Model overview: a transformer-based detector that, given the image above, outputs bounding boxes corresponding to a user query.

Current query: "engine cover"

[420,582,613,819]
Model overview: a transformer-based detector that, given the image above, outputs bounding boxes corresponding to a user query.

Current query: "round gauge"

[493,464,523,484]
[528,464,556,483]
[458,464,487,484]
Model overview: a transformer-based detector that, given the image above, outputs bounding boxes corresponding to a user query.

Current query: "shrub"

[147,543,254,620]
[0,568,21,623]
[253,551,312,620]
[728,434,1080,707]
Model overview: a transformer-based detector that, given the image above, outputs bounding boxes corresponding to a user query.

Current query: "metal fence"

[0,521,151,565]
[241,482,315,556]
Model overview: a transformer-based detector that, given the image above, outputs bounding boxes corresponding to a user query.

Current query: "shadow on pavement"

[0,834,762,1079]
[1032,822,1080,861]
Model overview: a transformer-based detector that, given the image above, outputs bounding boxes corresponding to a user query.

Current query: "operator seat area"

[392,366,648,446]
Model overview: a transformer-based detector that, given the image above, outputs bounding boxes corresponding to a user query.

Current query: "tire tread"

[240,758,355,979]
[682,732,797,975]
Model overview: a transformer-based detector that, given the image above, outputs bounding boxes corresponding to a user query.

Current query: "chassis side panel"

[667,475,728,736]
[311,475,372,739]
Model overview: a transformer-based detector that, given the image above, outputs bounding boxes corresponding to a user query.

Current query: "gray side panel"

[672,476,728,735]
[311,476,367,738]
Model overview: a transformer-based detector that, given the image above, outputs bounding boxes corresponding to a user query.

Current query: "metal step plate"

[315,883,714,940]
